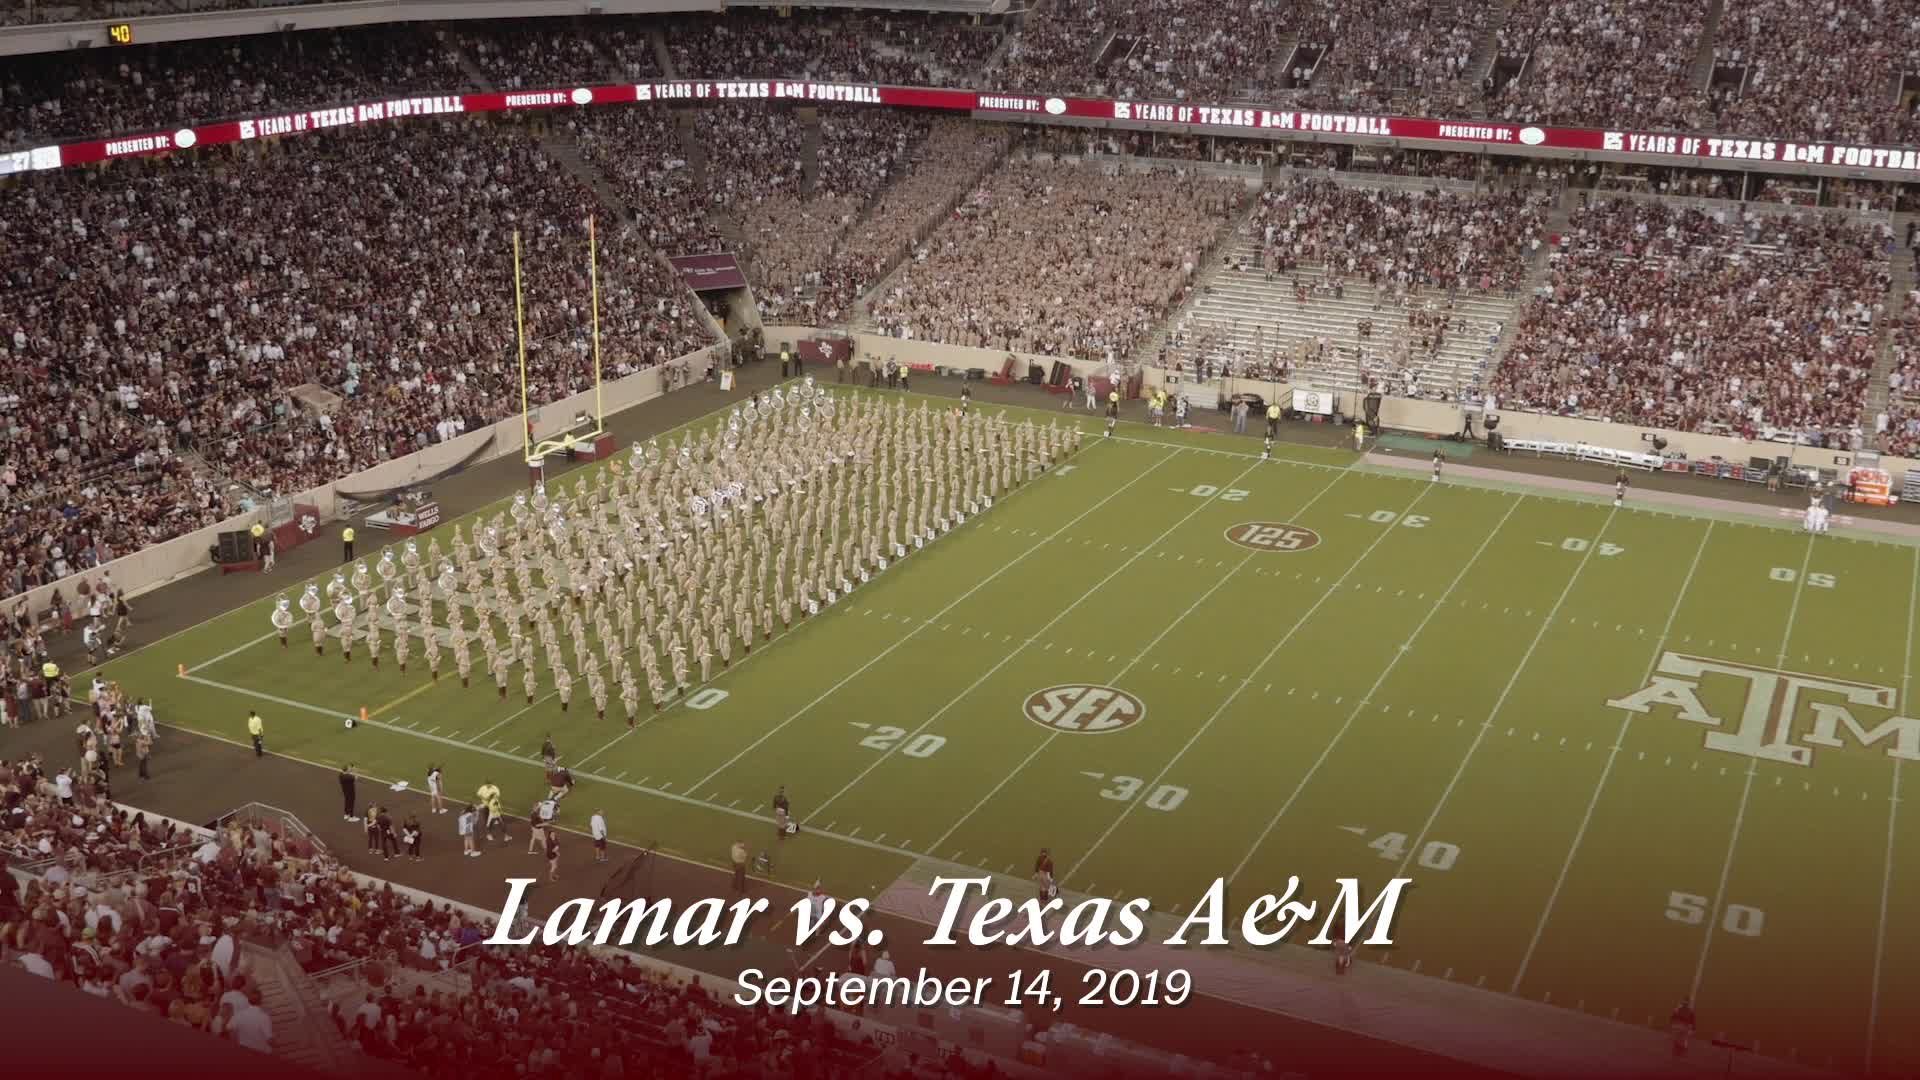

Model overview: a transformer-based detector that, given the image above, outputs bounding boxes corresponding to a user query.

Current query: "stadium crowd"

[1489,199,1890,444]
[1,116,708,587]
[1882,293,1920,455]
[0,744,1009,1079]
[867,158,1245,359]
[1290,0,1483,118]
[5,5,1920,606]
[1489,0,1712,133]
[665,8,998,88]
[1710,0,1920,148]
[1248,176,1551,298]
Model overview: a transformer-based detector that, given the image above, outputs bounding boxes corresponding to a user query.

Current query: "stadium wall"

[2,343,725,619]
[760,324,1905,482]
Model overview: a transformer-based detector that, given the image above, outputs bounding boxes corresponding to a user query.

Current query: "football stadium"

[5,4,1920,1078]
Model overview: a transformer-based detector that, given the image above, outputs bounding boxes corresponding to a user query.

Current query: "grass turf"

[96,389,1920,1075]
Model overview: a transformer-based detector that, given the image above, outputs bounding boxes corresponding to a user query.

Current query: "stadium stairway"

[541,135,637,224]
[799,107,822,195]
[1127,191,1263,368]
[244,942,359,1075]
[1690,0,1729,91]
[1463,0,1518,111]
[974,22,1018,81]
[651,25,676,79]
[847,127,1019,330]
[1864,222,1913,426]
[450,40,495,96]
[1139,179,1526,401]
[1153,234,1519,400]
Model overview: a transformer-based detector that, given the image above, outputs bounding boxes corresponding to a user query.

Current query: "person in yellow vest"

[246,709,265,758]
[250,522,266,563]
[1354,420,1368,451]
[1150,389,1167,427]
[780,348,792,379]
[342,525,356,563]
[1105,390,1120,437]
[1263,402,1281,459]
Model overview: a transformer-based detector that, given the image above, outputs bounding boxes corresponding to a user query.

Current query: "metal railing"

[216,800,330,856]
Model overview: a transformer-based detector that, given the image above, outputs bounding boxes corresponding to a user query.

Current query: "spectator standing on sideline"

[544,825,561,881]
[590,808,609,863]
[527,797,558,853]
[403,813,423,861]
[1671,1000,1696,1057]
[246,711,264,757]
[1034,847,1056,901]
[135,729,152,780]
[339,764,358,821]
[377,805,398,861]
[342,526,356,563]
[426,764,445,814]
[459,804,479,857]
[772,785,792,838]
[731,839,750,893]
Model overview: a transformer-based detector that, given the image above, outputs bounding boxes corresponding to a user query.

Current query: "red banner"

[271,502,322,554]
[10,78,1920,178]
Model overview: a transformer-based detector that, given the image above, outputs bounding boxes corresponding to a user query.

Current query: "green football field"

[103,390,1919,1075]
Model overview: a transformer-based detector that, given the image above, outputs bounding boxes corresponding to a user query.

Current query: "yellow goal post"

[517,217,608,467]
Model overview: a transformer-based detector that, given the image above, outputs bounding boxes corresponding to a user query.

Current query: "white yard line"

[179,671,934,863]
[1225,497,1525,886]
[801,452,1268,824]
[685,442,1186,795]
[134,709,1528,1070]
[1387,507,1623,890]
[1104,433,1344,471]
[1063,475,1452,884]
[1863,544,1914,1071]
[1689,533,1815,1000]
[1508,520,1716,993]
[187,629,281,674]
[469,692,555,745]
[929,455,1367,857]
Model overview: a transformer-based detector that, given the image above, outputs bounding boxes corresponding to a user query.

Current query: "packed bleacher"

[665,8,999,88]
[1710,0,1920,148]
[1248,176,1550,298]
[456,19,624,92]
[1882,292,1920,455]
[0,738,1003,1079]
[994,0,1292,103]
[5,6,1920,611]
[2,0,350,29]
[867,158,1246,360]
[1489,198,1890,444]
[0,115,709,583]
[1490,0,1712,133]
[0,25,469,145]
[729,107,929,325]
[569,107,717,254]
[1290,0,1483,118]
